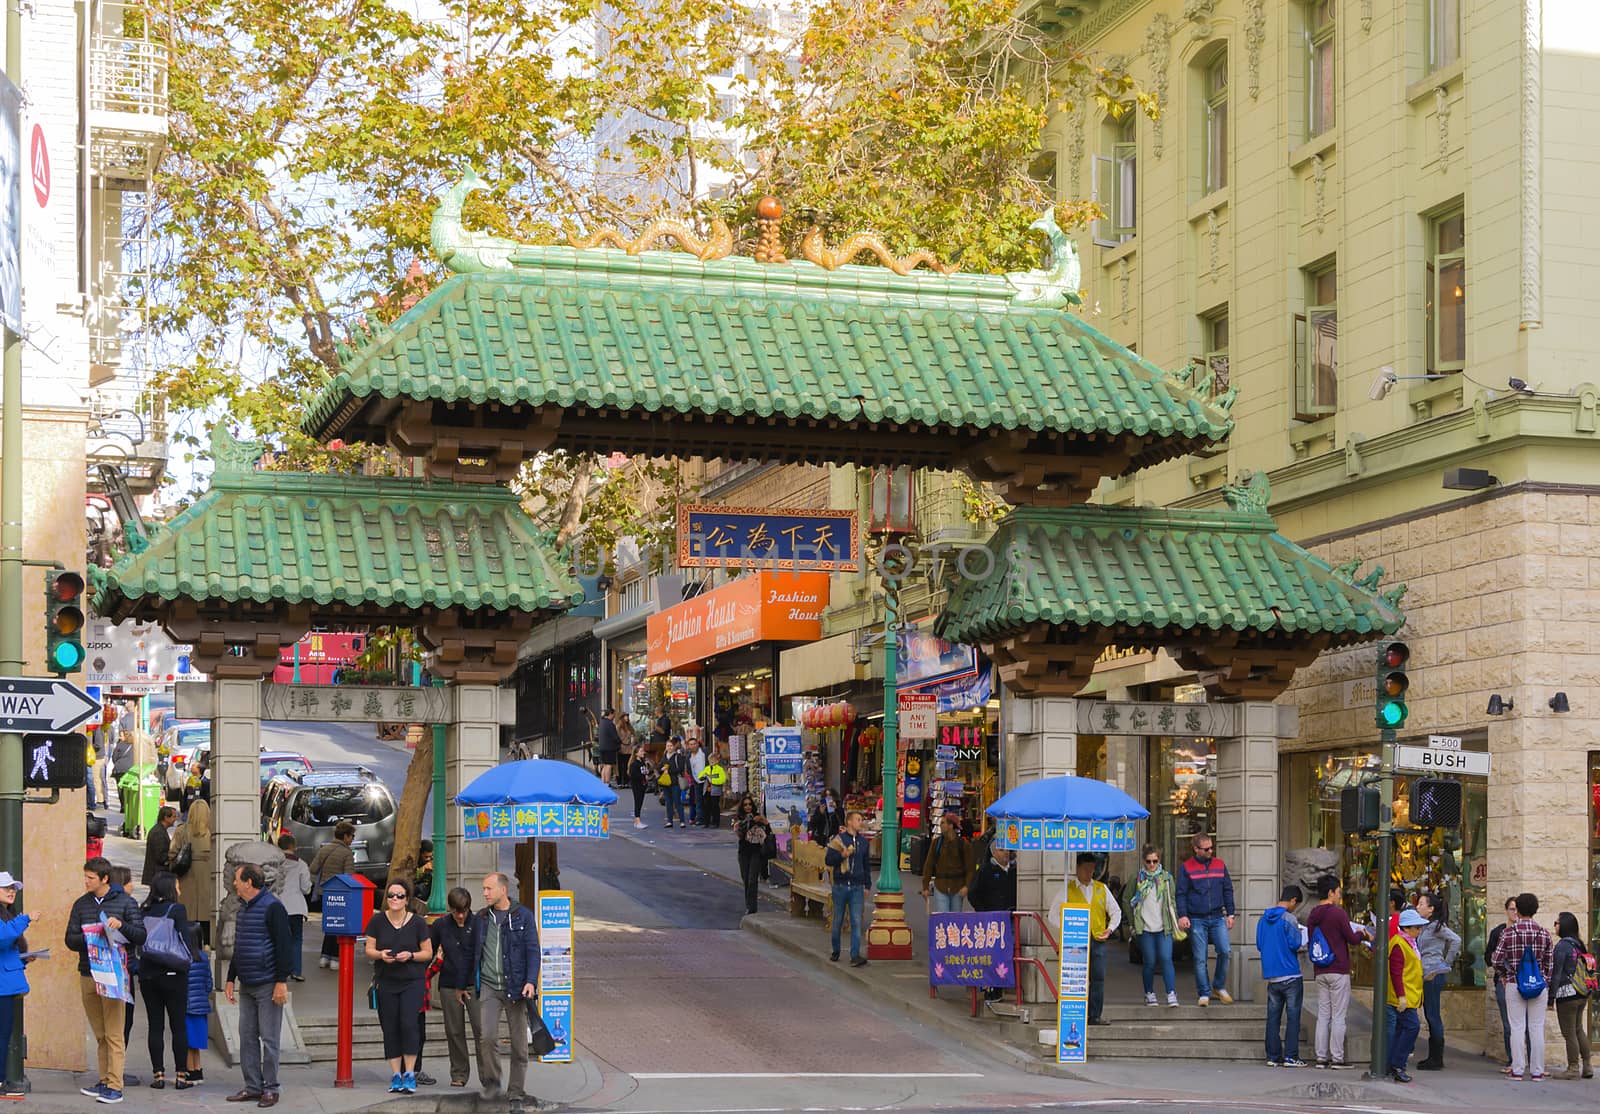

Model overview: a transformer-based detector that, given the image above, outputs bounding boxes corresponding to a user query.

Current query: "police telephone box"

[320,873,376,935]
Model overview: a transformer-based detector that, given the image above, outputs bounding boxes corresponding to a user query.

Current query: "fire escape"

[85,2,168,498]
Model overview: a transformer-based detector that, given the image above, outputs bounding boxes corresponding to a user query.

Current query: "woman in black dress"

[364,878,433,1094]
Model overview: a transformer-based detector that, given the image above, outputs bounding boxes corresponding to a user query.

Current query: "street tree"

[148,0,1137,885]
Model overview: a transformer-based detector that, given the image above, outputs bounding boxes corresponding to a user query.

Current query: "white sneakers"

[633,819,647,829]
[1214,989,1234,1004]
[1167,992,1179,1007]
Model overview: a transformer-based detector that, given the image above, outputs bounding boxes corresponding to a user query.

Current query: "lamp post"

[865,537,914,960]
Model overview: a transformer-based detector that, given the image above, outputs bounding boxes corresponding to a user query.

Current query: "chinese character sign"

[928,913,1015,988]
[677,505,860,571]
[462,804,611,841]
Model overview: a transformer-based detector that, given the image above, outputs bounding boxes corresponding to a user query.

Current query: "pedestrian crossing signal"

[45,570,86,676]
[23,732,88,790]
[1410,778,1462,829]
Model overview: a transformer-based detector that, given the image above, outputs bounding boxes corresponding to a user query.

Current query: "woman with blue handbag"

[138,872,194,1089]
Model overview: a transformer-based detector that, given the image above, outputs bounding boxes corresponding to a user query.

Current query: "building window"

[1093,112,1137,246]
[1427,208,1466,372]
[1204,53,1229,193]
[1307,0,1336,137]
[1294,264,1337,418]
[1428,0,1461,72]
[1204,310,1229,395]
[1028,150,1059,199]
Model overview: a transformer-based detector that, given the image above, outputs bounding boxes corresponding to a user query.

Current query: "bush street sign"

[1395,744,1490,778]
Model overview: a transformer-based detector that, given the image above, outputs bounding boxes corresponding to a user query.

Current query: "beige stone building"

[1031,0,1600,1043]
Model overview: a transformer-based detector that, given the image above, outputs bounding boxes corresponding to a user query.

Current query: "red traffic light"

[51,571,85,603]
[1383,642,1409,669]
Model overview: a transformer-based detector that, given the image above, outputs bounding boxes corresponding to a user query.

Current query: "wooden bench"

[787,840,834,920]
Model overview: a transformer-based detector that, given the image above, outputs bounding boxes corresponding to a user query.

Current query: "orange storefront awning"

[646,571,830,676]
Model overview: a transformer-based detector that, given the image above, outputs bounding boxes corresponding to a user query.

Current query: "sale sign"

[928,912,1015,987]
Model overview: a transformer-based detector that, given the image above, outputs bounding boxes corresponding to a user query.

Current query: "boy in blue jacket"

[1256,884,1306,1067]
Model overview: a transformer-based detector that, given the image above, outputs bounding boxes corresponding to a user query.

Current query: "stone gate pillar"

[448,684,500,886]
[1005,696,1078,1001]
[1215,700,1292,1001]
[210,675,266,926]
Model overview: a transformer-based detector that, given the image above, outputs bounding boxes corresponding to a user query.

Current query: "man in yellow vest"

[1386,907,1427,1082]
[1053,853,1121,1027]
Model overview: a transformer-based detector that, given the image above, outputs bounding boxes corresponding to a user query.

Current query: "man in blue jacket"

[223,863,292,1107]
[1256,885,1306,1067]
[473,872,540,1110]
[824,810,871,967]
[1175,834,1236,1005]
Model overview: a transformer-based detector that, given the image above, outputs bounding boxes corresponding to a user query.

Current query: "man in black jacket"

[430,887,483,1088]
[65,856,147,1103]
[142,806,177,884]
[473,872,541,1109]
[967,846,1017,1002]
[596,708,622,787]
[223,863,292,1108]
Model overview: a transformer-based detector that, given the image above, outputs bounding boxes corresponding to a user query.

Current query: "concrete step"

[1100,1002,1269,1021]
[1089,1020,1306,1041]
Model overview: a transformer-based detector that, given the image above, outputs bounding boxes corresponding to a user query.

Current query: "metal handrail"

[90,36,169,117]
[1011,910,1060,1006]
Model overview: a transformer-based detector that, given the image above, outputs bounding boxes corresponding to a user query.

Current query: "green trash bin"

[117,765,161,839]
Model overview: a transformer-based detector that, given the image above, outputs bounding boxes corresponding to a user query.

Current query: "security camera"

[1369,367,1398,401]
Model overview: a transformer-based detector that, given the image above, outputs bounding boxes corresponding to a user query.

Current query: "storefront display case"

[1147,735,1217,868]
[1589,752,1600,1041]
[1287,747,1489,988]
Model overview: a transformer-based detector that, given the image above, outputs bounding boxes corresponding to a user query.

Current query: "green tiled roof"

[94,470,582,620]
[935,504,1406,646]
[303,254,1234,470]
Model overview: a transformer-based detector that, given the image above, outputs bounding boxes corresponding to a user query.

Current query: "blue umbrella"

[457,759,618,844]
[458,759,618,808]
[986,775,1148,853]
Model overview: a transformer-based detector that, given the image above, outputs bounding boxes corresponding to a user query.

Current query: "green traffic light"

[51,641,85,671]
[1378,700,1407,727]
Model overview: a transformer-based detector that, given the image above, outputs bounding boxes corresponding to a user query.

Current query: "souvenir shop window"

[1147,735,1217,869]
[1294,749,1488,988]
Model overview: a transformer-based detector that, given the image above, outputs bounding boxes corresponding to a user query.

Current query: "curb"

[739,913,1085,1081]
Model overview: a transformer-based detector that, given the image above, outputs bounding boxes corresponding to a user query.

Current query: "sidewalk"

[618,823,1599,1112]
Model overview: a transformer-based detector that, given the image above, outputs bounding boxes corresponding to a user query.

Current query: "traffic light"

[1375,641,1409,730]
[1410,778,1462,828]
[1340,785,1381,835]
[45,570,86,675]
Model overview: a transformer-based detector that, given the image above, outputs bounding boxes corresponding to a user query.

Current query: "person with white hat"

[1387,906,1429,1083]
[0,871,35,1098]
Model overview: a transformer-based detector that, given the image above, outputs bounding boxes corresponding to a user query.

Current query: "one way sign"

[0,676,102,732]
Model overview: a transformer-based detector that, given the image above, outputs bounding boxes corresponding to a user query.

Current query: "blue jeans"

[288,914,304,978]
[1188,914,1231,998]
[1265,977,1304,1062]
[929,889,962,914]
[688,783,703,823]
[1089,940,1107,1022]
[1387,1004,1420,1072]
[663,784,685,826]
[1139,931,1177,996]
[831,883,865,958]
[1421,972,1445,1044]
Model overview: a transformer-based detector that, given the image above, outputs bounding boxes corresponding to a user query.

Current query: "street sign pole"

[1368,725,1394,1080]
[1,0,27,1091]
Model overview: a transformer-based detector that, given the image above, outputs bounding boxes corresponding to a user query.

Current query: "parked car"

[262,767,394,883]
[258,751,313,786]
[159,720,213,801]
